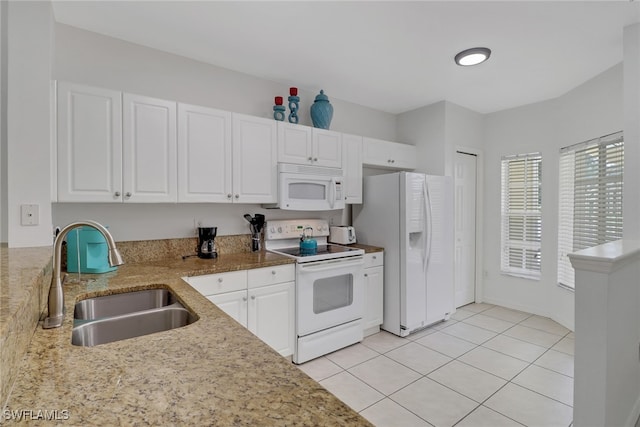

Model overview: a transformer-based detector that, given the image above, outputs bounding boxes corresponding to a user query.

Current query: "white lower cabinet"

[248,282,295,357]
[363,252,384,337]
[186,264,295,357]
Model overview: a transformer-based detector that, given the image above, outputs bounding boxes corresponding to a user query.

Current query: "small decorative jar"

[273,96,285,121]
[310,89,333,130]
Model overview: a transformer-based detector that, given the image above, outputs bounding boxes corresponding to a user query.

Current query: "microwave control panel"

[265,219,330,240]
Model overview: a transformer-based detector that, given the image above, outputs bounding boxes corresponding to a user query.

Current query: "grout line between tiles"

[307,303,574,426]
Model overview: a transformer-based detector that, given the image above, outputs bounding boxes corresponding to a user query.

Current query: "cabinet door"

[57,82,123,202]
[232,113,278,203]
[248,281,295,357]
[363,266,384,331]
[362,137,390,168]
[392,141,417,170]
[342,133,362,203]
[123,94,177,203]
[178,104,232,202]
[312,128,342,168]
[277,121,312,165]
[363,137,417,170]
[208,290,248,328]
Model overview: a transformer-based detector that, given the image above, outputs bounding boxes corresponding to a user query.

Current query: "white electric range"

[265,219,365,364]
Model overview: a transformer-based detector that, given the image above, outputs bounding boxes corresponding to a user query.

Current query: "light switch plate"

[21,204,39,226]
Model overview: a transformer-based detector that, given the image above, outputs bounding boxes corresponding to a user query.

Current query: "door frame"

[455,146,484,304]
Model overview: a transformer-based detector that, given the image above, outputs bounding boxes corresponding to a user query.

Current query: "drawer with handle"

[248,264,295,289]
[186,270,247,296]
[364,252,383,269]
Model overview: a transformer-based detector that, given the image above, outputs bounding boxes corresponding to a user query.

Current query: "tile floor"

[297,303,574,427]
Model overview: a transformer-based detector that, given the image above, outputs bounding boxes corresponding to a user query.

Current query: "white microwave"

[268,163,345,211]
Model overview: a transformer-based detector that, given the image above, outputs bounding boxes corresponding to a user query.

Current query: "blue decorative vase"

[310,90,333,129]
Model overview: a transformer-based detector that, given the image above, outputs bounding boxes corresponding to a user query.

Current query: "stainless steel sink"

[71,288,197,347]
[74,288,179,320]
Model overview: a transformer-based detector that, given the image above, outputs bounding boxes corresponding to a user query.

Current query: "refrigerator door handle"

[424,179,433,269]
[421,180,429,271]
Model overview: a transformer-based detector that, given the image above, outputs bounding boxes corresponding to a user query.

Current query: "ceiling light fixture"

[455,47,491,66]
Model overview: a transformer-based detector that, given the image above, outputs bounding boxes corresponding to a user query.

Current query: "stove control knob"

[278,227,283,233]
[270,227,275,233]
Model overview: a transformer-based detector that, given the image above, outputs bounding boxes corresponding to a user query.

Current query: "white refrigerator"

[353,172,454,337]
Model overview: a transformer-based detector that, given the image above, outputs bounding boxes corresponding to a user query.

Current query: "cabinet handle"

[243,296,247,302]
[391,160,395,164]
[313,157,318,162]
[372,255,377,260]
[251,295,256,300]
[218,278,223,283]
[235,194,240,199]
[125,192,132,198]
[364,273,368,277]
[271,270,276,275]
[227,193,232,199]
[114,191,121,197]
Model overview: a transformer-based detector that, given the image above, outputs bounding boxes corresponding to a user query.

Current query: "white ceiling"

[52,1,640,114]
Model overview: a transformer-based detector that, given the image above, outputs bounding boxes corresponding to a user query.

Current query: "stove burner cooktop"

[275,244,360,258]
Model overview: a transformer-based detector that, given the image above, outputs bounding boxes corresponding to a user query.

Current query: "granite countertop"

[4,251,373,426]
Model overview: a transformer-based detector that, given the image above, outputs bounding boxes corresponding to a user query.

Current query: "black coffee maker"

[197,227,218,259]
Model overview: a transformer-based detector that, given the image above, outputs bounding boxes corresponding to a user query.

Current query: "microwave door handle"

[329,178,336,209]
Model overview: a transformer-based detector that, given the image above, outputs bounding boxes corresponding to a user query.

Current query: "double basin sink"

[72,288,197,347]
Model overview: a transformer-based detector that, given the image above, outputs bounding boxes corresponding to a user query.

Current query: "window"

[501,153,542,279]
[557,131,623,289]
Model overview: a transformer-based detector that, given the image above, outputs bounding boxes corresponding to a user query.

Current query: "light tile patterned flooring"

[297,303,574,427]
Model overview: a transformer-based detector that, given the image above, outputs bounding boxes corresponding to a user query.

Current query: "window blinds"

[557,131,623,289]
[501,153,542,279]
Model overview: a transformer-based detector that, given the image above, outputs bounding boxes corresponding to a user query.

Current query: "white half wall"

[483,64,624,328]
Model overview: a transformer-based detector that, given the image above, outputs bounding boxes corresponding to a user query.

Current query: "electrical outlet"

[20,204,39,226]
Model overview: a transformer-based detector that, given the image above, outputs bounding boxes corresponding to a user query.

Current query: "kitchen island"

[2,250,373,426]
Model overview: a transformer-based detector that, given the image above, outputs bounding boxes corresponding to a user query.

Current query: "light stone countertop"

[3,251,373,426]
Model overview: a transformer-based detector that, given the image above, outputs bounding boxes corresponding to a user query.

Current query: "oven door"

[279,172,345,211]
[296,256,364,337]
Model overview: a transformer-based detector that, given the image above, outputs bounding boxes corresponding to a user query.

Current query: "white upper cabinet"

[123,94,177,203]
[363,137,417,170]
[311,128,342,168]
[277,122,342,168]
[57,82,123,202]
[177,104,232,203]
[57,82,178,203]
[232,113,278,203]
[342,133,363,204]
[277,122,312,165]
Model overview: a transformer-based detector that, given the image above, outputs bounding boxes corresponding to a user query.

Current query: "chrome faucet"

[43,220,124,329]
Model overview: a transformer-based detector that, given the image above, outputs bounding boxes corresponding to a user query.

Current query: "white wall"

[0,0,7,244]
[624,24,640,240]
[396,100,484,177]
[46,23,397,242]
[396,101,446,175]
[6,1,54,247]
[483,64,624,328]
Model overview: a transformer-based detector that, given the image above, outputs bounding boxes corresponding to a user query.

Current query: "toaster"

[329,226,357,245]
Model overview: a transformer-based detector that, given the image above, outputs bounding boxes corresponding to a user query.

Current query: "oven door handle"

[297,257,364,272]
